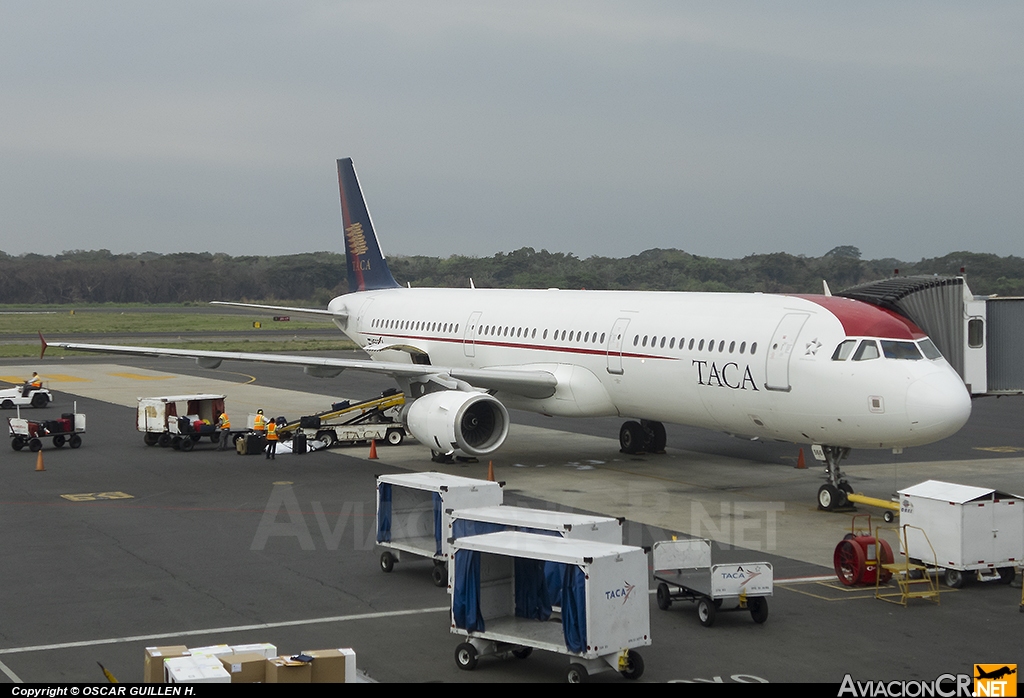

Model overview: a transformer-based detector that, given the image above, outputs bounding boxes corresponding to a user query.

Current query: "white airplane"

[45,158,972,510]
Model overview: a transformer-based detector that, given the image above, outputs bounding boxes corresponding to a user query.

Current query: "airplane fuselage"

[330,287,972,450]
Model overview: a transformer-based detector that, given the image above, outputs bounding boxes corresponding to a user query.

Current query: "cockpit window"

[831,340,857,361]
[852,340,880,361]
[918,338,943,360]
[881,340,923,360]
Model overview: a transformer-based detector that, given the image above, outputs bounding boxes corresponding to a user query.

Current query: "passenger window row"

[371,318,460,335]
[632,335,758,356]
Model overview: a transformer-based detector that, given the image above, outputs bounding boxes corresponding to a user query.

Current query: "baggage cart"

[9,408,85,451]
[652,538,772,627]
[450,530,650,682]
[376,472,503,586]
[137,394,241,452]
[449,505,624,604]
[898,480,1023,587]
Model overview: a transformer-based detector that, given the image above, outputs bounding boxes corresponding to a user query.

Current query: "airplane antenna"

[822,280,832,297]
[407,282,411,289]
[470,278,476,289]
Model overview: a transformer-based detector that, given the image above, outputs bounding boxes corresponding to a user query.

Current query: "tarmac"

[1,356,1022,684]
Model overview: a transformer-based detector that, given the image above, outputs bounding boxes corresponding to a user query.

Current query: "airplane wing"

[210,301,343,319]
[41,339,558,400]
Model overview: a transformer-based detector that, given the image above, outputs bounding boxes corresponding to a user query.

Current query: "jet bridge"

[837,275,1024,396]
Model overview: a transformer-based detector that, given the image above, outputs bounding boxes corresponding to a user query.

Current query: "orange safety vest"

[266,422,278,441]
[219,413,230,430]
[29,377,42,388]
[253,414,265,432]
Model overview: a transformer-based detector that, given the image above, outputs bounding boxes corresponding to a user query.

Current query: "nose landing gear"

[816,445,853,511]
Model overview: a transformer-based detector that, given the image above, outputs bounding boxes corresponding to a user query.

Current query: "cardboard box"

[144,645,189,683]
[301,648,357,683]
[219,652,268,683]
[164,655,231,683]
[265,657,312,683]
[229,642,277,659]
[187,643,232,658]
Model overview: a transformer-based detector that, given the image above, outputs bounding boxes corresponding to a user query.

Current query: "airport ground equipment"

[9,409,85,451]
[652,538,772,627]
[450,530,649,682]
[0,384,52,409]
[875,524,940,606]
[449,506,624,604]
[137,394,241,452]
[376,472,504,586]
[845,492,900,523]
[284,389,406,448]
[897,480,1022,588]
[833,515,895,586]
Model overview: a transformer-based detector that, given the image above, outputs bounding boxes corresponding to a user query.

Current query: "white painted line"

[774,569,839,581]
[0,606,449,656]
[0,658,23,683]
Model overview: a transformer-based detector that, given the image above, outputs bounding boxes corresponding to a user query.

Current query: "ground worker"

[265,418,278,460]
[253,409,266,433]
[22,372,42,397]
[217,411,231,451]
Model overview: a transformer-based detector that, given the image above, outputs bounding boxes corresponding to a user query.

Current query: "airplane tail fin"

[337,158,400,292]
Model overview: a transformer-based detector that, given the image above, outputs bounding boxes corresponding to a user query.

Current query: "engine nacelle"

[404,391,509,456]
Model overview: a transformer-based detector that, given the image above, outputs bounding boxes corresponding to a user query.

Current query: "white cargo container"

[376,472,504,586]
[898,480,1023,587]
[450,530,650,683]
[448,505,623,544]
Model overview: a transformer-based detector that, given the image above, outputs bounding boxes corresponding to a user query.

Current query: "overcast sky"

[2,1,1022,262]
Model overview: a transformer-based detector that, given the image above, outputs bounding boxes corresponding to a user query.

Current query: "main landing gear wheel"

[455,643,478,671]
[697,597,716,627]
[641,420,666,453]
[379,551,395,573]
[619,421,645,454]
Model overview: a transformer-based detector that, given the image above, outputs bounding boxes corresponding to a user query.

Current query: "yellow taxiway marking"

[974,446,1023,453]
[0,374,91,384]
[107,372,172,380]
[60,492,135,502]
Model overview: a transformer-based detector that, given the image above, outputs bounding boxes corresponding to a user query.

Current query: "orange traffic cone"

[36,450,45,472]
[796,448,806,469]
[368,439,378,460]
[487,460,495,482]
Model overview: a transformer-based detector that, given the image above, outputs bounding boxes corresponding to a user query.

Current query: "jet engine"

[404,390,509,456]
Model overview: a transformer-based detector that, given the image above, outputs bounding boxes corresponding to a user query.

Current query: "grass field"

[0,309,329,335]
[0,306,357,357]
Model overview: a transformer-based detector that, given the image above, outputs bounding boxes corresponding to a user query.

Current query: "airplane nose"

[906,370,972,441]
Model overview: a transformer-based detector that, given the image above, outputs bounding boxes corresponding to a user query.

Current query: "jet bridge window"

[880,340,923,360]
[968,318,984,348]
[852,340,880,361]
[831,340,856,361]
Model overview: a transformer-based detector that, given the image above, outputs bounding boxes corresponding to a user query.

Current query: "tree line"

[1,246,1022,305]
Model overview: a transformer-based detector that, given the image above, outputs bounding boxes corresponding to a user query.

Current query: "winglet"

[39,331,48,359]
[337,158,400,292]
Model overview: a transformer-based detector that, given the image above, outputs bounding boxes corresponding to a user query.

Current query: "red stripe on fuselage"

[793,295,926,340]
[363,333,676,361]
